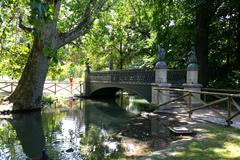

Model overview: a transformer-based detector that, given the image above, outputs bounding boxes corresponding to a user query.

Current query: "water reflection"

[0,96,150,159]
[10,112,45,158]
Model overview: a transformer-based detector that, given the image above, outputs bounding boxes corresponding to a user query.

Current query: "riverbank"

[1,96,239,159]
[117,104,240,159]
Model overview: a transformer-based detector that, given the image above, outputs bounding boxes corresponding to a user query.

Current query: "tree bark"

[196,2,210,86]
[8,36,50,111]
[120,41,123,70]
[237,13,240,67]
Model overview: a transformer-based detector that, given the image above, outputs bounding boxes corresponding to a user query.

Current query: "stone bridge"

[84,69,186,102]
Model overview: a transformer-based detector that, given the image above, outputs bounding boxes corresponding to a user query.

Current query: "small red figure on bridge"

[69,76,74,94]
[69,76,74,85]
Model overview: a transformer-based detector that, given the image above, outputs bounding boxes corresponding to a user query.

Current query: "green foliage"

[45,40,86,81]
[80,126,124,160]
[0,122,18,156]
[81,0,154,70]
[41,95,54,104]
[80,0,197,70]
[41,109,65,143]
[1,0,239,89]
[29,0,55,31]
[0,0,32,79]
[43,47,57,62]
[80,0,240,89]
[0,41,30,79]
[208,70,240,89]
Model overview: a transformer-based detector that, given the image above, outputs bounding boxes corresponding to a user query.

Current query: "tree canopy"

[78,0,240,89]
[1,0,240,100]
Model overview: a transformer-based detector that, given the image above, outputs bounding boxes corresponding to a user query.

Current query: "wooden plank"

[158,93,190,107]
[44,84,55,90]
[44,88,55,93]
[227,97,231,125]
[202,88,240,94]
[73,85,80,92]
[212,94,223,99]
[190,97,228,112]
[0,81,82,95]
[231,98,240,111]
[0,84,11,93]
[0,84,11,90]
[155,88,240,98]
[56,84,72,93]
[209,107,227,119]
[226,111,240,122]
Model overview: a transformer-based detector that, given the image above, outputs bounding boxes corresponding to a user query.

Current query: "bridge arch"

[84,69,186,103]
[86,82,152,102]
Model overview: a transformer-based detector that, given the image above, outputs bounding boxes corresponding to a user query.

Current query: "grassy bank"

[146,123,240,160]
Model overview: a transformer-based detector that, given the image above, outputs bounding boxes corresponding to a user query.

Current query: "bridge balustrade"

[88,69,186,87]
[88,69,154,84]
[167,70,186,87]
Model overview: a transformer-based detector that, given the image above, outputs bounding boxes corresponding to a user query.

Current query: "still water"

[0,96,149,159]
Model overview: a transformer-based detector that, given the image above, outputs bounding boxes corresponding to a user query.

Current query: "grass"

[42,95,55,104]
[162,123,240,160]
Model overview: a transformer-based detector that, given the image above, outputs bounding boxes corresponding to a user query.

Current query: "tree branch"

[53,0,61,25]
[56,0,108,48]
[19,14,32,33]
[100,0,118,12]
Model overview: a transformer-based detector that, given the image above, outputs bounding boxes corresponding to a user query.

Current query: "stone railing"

[87,69,186,87]
[88,69,155,84]
[167,70,186,87]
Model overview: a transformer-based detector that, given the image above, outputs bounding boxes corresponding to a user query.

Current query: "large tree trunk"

[4,0,108,111]
[196,2,210,86]
[8,36,50,111]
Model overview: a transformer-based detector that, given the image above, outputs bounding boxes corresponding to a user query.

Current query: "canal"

[0,96,150,159]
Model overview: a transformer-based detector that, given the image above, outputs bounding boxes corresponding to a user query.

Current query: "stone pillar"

[183,47,202,105]
[152,44,171,105]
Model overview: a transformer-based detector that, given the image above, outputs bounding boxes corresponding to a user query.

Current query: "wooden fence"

[0,81,83,96]
[155,88,240,126]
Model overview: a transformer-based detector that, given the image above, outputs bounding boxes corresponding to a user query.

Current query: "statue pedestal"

[152,83,171,105]
[182,83,202,105]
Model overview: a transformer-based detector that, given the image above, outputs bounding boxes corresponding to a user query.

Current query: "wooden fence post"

[227,96,232,126]
[157,90,160,105]
[203,94,207,102]
[80,83,82,95]
[11,82,14,93]
[188,92,192,119]
[54,82,57,95]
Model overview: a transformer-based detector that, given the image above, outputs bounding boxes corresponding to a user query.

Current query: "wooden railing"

[155,88,240,126]
[0,81,83,96]
[0,82,17,93]
[43,82,83,95]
